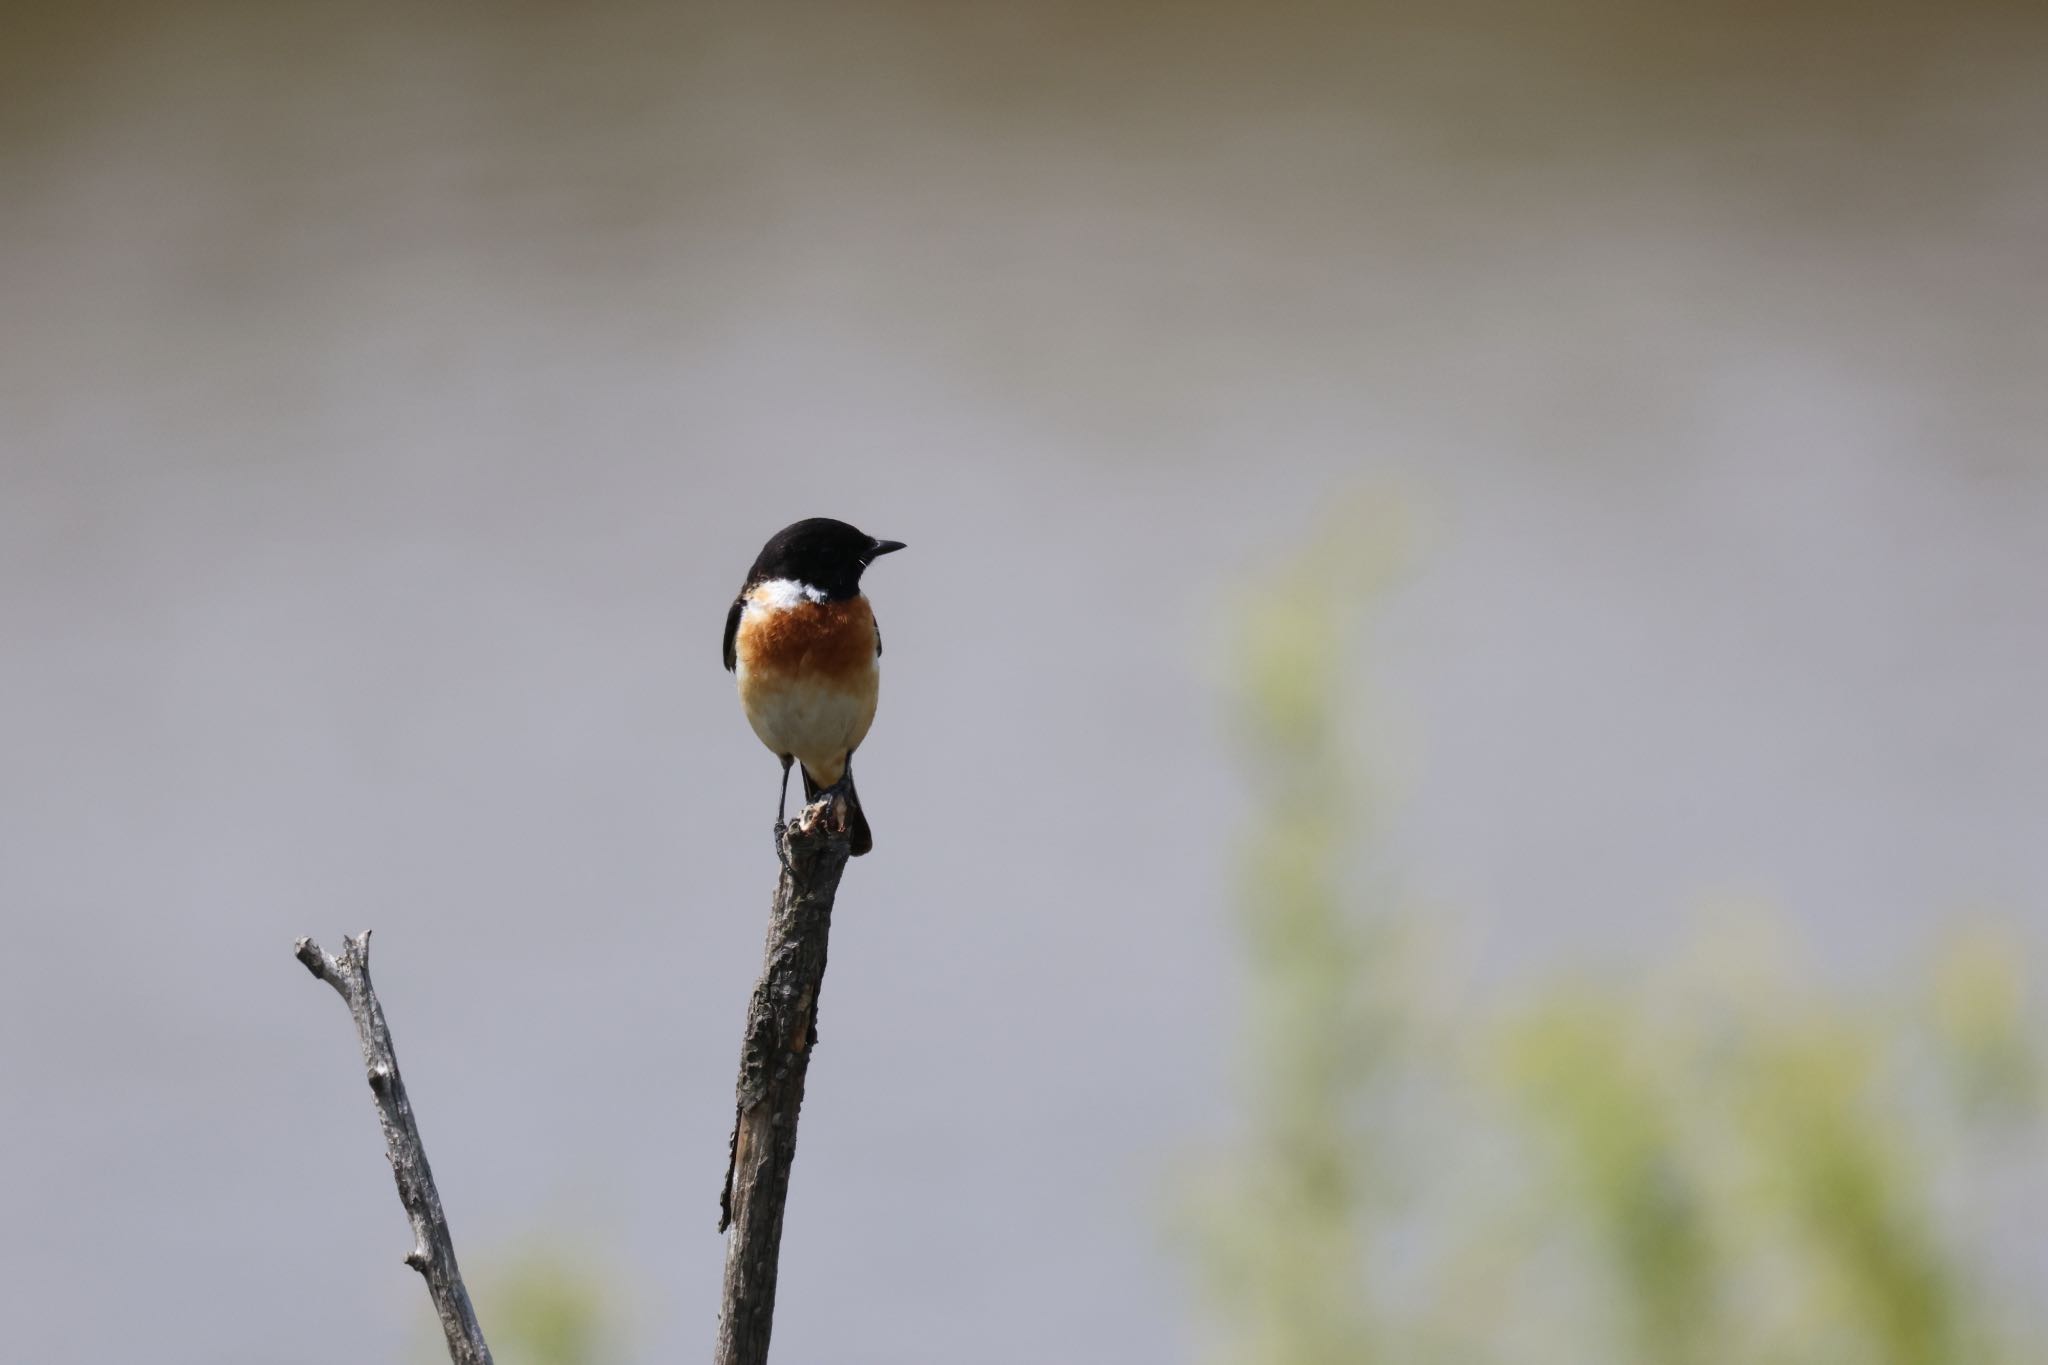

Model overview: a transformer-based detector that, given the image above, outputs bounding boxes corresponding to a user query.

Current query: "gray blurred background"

[3,3,2044,1362]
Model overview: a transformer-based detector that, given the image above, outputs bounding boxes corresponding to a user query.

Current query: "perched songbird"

[724,518,905,856]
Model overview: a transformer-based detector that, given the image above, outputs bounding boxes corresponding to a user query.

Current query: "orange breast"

[734,594,878,682]
[734,592,881,779]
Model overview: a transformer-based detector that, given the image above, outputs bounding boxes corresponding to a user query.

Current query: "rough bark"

[295,931,494,1365]
[715,794,856,1365]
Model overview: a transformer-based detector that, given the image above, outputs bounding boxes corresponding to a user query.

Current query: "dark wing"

[874,611,882,657]
[722,594,744,672]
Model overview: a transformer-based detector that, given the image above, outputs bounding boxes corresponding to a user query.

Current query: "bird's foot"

[816,785,853,836]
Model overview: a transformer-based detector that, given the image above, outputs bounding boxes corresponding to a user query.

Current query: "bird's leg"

[819,753,853,833]
[774,754,794,856]
[823,753,853,799]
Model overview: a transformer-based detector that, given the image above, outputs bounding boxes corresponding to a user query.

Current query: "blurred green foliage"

[1186,509,2045,1365]
[417,1238,622,1365]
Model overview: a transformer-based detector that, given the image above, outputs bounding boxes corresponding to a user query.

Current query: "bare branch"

[715,794,857,1365]
[295,931,494,1365]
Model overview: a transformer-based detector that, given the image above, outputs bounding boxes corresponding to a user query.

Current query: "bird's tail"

[801,765,873,857]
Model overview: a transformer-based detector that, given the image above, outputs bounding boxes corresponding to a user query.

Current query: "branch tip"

[294,928,491,1364]
[716,795,855,1365]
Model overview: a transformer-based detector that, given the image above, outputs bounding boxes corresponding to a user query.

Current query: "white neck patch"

[748,578,828,611]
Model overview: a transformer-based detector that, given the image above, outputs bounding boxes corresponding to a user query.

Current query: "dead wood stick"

[295,931,493,1365]
[715,794,856,1365]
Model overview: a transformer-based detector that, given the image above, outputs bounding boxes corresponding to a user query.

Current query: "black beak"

[868,538,907,559]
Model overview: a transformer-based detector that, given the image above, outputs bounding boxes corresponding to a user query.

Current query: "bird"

[724,518,905,856]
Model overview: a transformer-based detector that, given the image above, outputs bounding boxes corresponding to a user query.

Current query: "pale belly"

[736,663,878,784]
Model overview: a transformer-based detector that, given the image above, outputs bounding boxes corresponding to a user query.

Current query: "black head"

[746,517,905,600]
